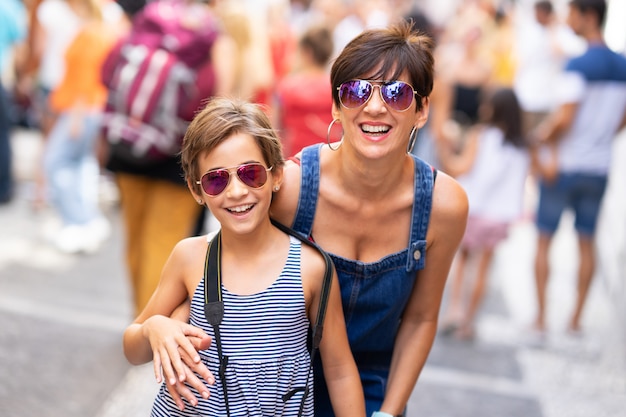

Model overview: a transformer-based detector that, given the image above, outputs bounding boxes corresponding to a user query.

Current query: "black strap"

[203,220,334,416]
[203,233,231,417]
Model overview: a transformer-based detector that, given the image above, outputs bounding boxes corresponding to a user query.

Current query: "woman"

[149,20,468,417]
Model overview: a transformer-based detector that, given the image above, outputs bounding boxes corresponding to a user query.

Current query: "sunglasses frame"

[196,163,273,196]
[337,79,420,112]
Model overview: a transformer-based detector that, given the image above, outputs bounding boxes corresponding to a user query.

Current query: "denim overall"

[293,144,434,416]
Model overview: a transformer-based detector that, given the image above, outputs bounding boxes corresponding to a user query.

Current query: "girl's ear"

[272,165,284,191]
[187,178,203,204]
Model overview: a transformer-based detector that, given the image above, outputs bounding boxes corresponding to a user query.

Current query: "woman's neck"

[333,147,411,200]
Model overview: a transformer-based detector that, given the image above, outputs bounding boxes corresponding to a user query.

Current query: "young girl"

[438,87,530,340]
[122,97,365,417]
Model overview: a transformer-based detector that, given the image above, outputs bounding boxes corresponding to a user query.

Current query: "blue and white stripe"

[151,236,314,417]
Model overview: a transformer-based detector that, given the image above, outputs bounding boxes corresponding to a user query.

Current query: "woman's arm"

[304,246,366,417]
[380,172,469,415]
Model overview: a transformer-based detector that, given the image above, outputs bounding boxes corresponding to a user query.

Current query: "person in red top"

[274,25,335,157]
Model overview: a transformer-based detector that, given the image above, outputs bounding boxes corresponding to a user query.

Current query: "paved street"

[1,128,625,417]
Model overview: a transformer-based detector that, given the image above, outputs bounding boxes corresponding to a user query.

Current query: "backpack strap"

[203,220,334,416]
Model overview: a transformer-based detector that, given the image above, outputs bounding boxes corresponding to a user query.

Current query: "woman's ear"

[331,101,341,120]
[415,96,430,129]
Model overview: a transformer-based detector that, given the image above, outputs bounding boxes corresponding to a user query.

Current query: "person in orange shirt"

[43,0,122,254]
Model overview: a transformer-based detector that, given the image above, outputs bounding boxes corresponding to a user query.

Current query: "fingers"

[153,352,163,384]
[165,379,193,411]
[159,344,180,386]
[163,358,213,410]
[182,326,213,353]
[179,346,215,386]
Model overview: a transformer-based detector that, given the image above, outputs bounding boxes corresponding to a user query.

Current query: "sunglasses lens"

[237,164,268,188]
[381,81,415,111]
[338,80,372,108]
[202,170,230,196]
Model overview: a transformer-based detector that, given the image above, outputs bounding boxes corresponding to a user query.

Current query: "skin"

[153,71,468,414]
[123,132,365,415]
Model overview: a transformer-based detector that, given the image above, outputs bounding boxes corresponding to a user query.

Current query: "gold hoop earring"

[327,118,343,151]
[407,127,419,154]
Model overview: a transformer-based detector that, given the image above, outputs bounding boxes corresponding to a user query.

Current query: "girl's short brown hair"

[181,98,284,195]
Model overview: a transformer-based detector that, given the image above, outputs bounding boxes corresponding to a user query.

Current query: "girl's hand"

[165,346,214,410]
[142,316,214,389]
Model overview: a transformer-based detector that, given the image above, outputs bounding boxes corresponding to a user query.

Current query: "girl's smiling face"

[192,132,282,235]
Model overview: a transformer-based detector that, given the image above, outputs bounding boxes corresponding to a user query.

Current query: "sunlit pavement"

[1,128,624,417]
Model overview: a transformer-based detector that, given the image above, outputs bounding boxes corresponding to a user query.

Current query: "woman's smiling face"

[332,69,429,158]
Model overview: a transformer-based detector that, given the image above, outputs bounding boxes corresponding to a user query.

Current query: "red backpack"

[102,0,218,165]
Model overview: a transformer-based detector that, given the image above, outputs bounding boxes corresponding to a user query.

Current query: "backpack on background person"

[101,0,218,166]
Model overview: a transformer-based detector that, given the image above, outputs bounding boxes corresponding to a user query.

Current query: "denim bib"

[292,144,434,415]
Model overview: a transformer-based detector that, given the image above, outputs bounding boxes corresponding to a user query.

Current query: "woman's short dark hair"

[330,20,435,112]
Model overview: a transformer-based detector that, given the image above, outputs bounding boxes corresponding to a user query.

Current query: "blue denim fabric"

[293,144,434,416]
[536,172,608,236]
[43,112,103,225]
[0,80,12,202]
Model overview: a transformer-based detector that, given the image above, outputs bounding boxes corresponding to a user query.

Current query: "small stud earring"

[273,186,280,192]
[197,199,203,204]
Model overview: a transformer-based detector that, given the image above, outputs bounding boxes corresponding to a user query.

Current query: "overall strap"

[291,144,322,236]
[405,155,435,272]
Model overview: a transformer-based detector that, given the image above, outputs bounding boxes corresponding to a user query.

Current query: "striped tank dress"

[151,236,314,417]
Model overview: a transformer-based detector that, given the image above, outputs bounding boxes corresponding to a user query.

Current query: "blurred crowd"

[1,0,624,339]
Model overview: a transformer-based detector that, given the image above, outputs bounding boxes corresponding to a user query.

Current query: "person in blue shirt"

[529,0,626,343]
[0,0,26,204]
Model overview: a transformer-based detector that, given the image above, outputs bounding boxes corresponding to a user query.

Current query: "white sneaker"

[53,218,110,255]
[86,217,111,245]
[54,225,92,254]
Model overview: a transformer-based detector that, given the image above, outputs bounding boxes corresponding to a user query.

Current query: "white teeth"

[361,124,389,133]
[228,204,253,213]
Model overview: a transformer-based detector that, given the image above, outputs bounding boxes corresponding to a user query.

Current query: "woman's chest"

[312,196,413,263]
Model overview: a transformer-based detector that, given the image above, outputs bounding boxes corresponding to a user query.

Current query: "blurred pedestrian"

[274,24,334,156]
[42,0,121,253]
[13,0,123,210]
[103,0,236,315]
[430,16,492,155]
[438,87,530,340]
[513,0,584,136]
[529,0,626,342]
[0,0,27,204]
